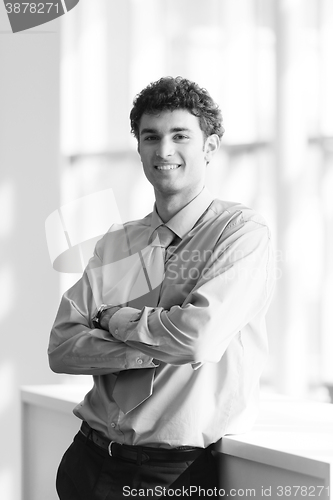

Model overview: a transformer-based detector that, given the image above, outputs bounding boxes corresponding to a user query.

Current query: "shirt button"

[136,358,143,365]
[115,329,118,335]
[110,422,116,428]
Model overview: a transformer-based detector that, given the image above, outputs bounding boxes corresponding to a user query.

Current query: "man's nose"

[156,139,175,158]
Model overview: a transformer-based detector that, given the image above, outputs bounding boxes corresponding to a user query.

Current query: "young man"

[49,77,275,499]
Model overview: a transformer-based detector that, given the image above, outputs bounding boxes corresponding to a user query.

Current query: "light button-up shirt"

[48,188,275,448]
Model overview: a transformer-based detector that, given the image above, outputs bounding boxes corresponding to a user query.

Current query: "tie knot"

[151,225,175,248]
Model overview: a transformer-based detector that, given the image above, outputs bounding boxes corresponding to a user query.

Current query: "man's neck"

[154,187,204,222]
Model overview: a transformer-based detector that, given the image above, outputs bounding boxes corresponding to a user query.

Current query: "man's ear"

[204,134,220,164]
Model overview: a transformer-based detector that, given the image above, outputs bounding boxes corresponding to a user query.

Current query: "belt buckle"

[108,441,115,457]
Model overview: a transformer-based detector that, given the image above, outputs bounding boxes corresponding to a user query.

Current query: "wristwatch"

[92,304,114,329]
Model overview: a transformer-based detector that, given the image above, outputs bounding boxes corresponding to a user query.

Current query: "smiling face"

[138,109,220,207]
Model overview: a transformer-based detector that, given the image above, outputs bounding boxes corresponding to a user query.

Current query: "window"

[60,0,333,400]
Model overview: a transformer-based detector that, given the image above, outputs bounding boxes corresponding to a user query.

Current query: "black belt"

[80,421,204,465]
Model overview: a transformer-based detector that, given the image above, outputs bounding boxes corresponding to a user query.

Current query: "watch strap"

[92,304,114,329]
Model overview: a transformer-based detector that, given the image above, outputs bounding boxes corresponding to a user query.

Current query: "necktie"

[112,225,175,414]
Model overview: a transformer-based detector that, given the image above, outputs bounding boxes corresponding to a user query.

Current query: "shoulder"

[209,198,270,226]
[207,199,271,241]
[93,212,153,258]
[122,212,153,232]
[104,212,153,238]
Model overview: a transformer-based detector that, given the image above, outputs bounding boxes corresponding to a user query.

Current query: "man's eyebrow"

[140,128,158,135]
[170,127,191,133]
[140,127,192,136]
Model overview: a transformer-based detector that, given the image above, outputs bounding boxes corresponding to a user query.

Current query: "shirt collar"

[150,187,214,239]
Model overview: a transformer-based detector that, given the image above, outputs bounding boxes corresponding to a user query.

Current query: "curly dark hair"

[130,76,225,140]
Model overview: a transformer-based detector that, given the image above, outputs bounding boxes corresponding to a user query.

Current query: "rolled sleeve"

[109,307,142,340]
[125,347,157,369]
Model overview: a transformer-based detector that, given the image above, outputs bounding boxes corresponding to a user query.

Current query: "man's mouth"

[155,164,181,170]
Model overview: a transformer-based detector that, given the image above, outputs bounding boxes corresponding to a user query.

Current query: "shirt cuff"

[125,347,156,369]
[109,307,141,341]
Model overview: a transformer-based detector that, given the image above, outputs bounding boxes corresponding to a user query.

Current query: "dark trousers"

[56,430,219,499]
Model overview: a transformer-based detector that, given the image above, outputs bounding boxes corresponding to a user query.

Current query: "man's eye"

[174,134,189,140]
[144,136,158,141]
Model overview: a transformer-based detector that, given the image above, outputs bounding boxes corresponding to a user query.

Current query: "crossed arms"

[48,215,274,376]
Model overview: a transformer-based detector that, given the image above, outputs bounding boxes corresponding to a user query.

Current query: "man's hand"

[99,306,121,331]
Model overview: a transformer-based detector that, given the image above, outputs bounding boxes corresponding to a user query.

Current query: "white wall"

[0,10,63,500]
